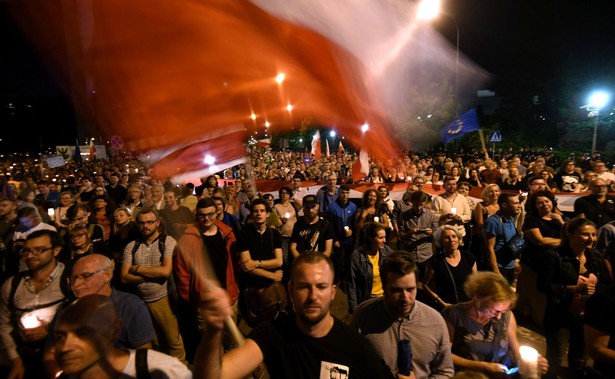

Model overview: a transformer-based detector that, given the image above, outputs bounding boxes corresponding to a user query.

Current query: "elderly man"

[574,178,615,228]
[43,254,155,378]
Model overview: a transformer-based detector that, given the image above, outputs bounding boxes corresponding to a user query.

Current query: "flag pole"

[477,129,489,160]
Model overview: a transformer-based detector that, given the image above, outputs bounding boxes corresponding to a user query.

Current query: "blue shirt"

[484,213,517,269]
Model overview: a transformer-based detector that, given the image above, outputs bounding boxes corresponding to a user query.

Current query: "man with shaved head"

[53,294,191,378]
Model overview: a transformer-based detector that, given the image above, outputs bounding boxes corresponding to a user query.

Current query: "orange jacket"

[175,221,239,305]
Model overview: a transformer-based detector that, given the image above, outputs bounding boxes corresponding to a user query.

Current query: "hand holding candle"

[519,346,539,379]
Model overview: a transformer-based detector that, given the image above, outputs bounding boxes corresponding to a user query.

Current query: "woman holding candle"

[355,189,390,247]
[442,271,548,377]
[536,217,604,378]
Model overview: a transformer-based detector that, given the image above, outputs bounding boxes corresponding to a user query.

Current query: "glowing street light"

[250,113,256,120]
[417,0,441,21]
[329,131,336,138]
[275,73,286,84]
[204,155,216,165]
[286,104,293,112]
[265,121,270,128]
[581,90,610,152]
[418,0,460,116]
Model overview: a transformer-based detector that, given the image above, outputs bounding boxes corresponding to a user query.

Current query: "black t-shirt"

[202,231,228,289]
[249,315,393,379]
[290,218,334,254]
[428,250,476,304]
[521,214,563,268]
[574,195,615,228]
[238,225,282,287]
[553,171,582,192]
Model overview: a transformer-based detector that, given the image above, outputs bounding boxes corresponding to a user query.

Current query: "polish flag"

[338,141,345,157]
[325,139,330,157]
[89,139,96,161]
[311,131,321,159]
[351,149,370,182]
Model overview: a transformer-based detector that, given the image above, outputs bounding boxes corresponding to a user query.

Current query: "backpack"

[130,234,178,306]
[8,267,71,341]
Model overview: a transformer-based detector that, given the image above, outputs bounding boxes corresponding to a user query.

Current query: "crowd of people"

[1,144,615,378]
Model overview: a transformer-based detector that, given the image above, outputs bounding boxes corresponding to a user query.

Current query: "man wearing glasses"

[121,206,186,364]
[176,197,239,363]
[42,254,155,378]
[0,230,68,379]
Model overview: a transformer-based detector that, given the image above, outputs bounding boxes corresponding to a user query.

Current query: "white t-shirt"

[120,349,192,379]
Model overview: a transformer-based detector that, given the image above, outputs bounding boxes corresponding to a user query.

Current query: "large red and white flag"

[338,141,345,157]
[325,139,330,157]
[311,131,322,159]
[351,149,370,182]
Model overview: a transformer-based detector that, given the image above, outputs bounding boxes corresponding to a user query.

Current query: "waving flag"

[338,141,345,157]
[11,0,488,178]
[352,149,370,182]
[311,131,322,159]
[89,139,96,161]
[440,108,480,144]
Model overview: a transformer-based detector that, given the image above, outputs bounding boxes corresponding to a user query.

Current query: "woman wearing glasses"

[442,271,548,377]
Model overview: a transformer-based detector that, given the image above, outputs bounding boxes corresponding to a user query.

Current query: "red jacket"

[175,221,239,305]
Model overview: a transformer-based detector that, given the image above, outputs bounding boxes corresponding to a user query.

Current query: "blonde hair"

[464,271,517,305]
[480,184,501,203]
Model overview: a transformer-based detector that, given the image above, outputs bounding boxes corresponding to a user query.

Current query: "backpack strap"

[8,272,26,314]
[135,349,151,379]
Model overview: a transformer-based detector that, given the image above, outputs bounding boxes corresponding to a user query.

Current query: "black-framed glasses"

[70,232,88,239]
[70,268,108,283]
[20,247,53,256]
[196,212,216,220]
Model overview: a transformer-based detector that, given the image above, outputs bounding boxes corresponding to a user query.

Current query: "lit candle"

[48,208,55,218]
[344,226,350,231]
[20,312,42,329]
[450,207,457,216]
[284,212,290,219]
[519,346,539,379]
[374,216,380,223]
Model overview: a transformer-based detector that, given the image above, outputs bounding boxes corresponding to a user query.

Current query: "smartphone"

[505,367,519,375]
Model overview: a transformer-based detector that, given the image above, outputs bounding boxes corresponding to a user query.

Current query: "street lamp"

[581,91,610,153]
[418,0,460,116]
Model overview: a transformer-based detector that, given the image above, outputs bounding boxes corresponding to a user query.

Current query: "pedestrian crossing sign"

[489,131,502,143]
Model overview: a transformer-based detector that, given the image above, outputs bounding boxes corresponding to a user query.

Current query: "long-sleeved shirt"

[351,298,454,378]
[398,208,439,263]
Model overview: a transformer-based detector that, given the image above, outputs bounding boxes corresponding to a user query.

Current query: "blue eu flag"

[440,108,480,144]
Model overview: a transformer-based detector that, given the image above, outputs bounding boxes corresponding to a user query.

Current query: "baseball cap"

[303,194,318,207]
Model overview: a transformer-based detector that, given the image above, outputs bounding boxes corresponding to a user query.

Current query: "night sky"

[1,0,614,152]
